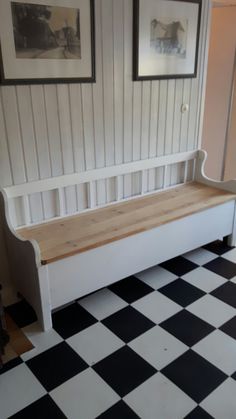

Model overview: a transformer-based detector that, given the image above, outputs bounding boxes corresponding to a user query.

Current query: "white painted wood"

[163,166,168,189]
[133,83,142,161]
[4,151,197,199]
[180,79,191,152]
[0,188,51,330]
[49,201,235,310]
[57,188,66,217]
[113,0,124,166]
[227,204,236,247]
[93,0,106,206]
[165,80,175,155]
[172,80,184,153]
[1,87,26,185]
[123,0,133,200]
[141,170,148,195]
[157,80,168,156]
[149,81,159,158]
[23,195,31,225]
[102,0,115,168]
[44,85,63,177]
[184,161,189,183]
[141,82,151,160]
[0,90,12,186]
[196,1,213,149]
[88,181,96,209]
[116,176,123,201]
[37,265,52,331]
[196,150,236,193]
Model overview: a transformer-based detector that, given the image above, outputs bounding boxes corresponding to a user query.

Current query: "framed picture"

[0,0,95,84]
[133,0,202,80]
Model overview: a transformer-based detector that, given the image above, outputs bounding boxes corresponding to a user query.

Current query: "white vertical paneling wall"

[0,0,211,287]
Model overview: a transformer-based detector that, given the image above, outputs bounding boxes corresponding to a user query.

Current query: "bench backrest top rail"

[3,151,198,199]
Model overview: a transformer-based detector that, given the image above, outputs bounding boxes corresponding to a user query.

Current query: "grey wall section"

[0,0,211,298]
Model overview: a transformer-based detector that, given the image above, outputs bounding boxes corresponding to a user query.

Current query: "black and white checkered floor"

[1,240,236,419]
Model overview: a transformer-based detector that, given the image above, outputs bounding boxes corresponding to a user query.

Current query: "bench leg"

[225,202,236,247]
[38,265,52,331]
[226,234,236,248]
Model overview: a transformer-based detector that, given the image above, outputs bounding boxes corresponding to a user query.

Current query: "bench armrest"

[195,150,236,193]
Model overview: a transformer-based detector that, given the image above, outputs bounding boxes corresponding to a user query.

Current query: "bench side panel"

[0,189,52,330]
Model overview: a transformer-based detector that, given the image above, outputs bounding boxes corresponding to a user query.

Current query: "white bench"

[1,149,236,331]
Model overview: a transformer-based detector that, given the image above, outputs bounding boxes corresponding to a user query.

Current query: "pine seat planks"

[18,182,236,265]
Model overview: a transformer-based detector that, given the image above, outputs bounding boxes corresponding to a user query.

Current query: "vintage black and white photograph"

[11,2,81,60]
[0,0,95,84]
[150,18,188,58]
[133,0,202,80]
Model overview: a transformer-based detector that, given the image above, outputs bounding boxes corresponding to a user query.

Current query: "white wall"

[202,6,236,179]
[0,0,211,296]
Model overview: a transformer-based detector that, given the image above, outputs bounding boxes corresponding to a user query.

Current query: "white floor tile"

[128,325,188,370]
[187,295,236,328]
[201,378,236,419]
[0,364,46,418]
[222,248,236,263]
[135,266,178,290]
[79,288,127,320]
[124,372,196,419]
[21,322,63,361]
[132,291,181,324]
[231,277,236,284]
[193,330,236,375]
[183,248,217,266]
[67,323,124,365]
[50,368,119,419]
[182,267,226,293]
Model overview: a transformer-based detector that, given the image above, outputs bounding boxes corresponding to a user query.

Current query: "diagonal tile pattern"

[1,240,236,419]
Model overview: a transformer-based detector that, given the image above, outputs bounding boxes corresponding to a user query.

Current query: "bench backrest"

[2,150,198,228]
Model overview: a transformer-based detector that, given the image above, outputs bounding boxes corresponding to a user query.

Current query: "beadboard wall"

[0,0,211,290]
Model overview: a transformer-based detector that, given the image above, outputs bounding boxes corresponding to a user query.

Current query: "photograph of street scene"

[150,18,188,58]
[11,2,81,59]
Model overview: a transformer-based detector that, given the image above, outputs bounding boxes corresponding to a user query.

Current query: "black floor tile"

[26,342,88,392]
[204,257,236,279]
[9,395,67,419]
[203,240,233,256]
[220,316,236,340]
[160,310,215,347]
[5,300,37,328]
[232,372,236,381]
[184,406,214,419]
[159,279,205,307]
[109,276,153,303]
[97,400,139,419]
[93,346,156,397]
[102,306,155,343]
[211,282,236,308]
[161,350,227,403]
[160,256,198,276]
[52,303,97,339]
[0,357,23,375]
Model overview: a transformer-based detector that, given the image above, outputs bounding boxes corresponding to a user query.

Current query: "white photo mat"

[133,0,201,80]
[0,0,95,83]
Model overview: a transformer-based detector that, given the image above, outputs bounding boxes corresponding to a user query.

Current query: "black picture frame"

[0,0,95,85]
[133,0,202,81]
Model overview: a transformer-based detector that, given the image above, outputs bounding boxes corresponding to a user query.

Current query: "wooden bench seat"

[18,182,236,265]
